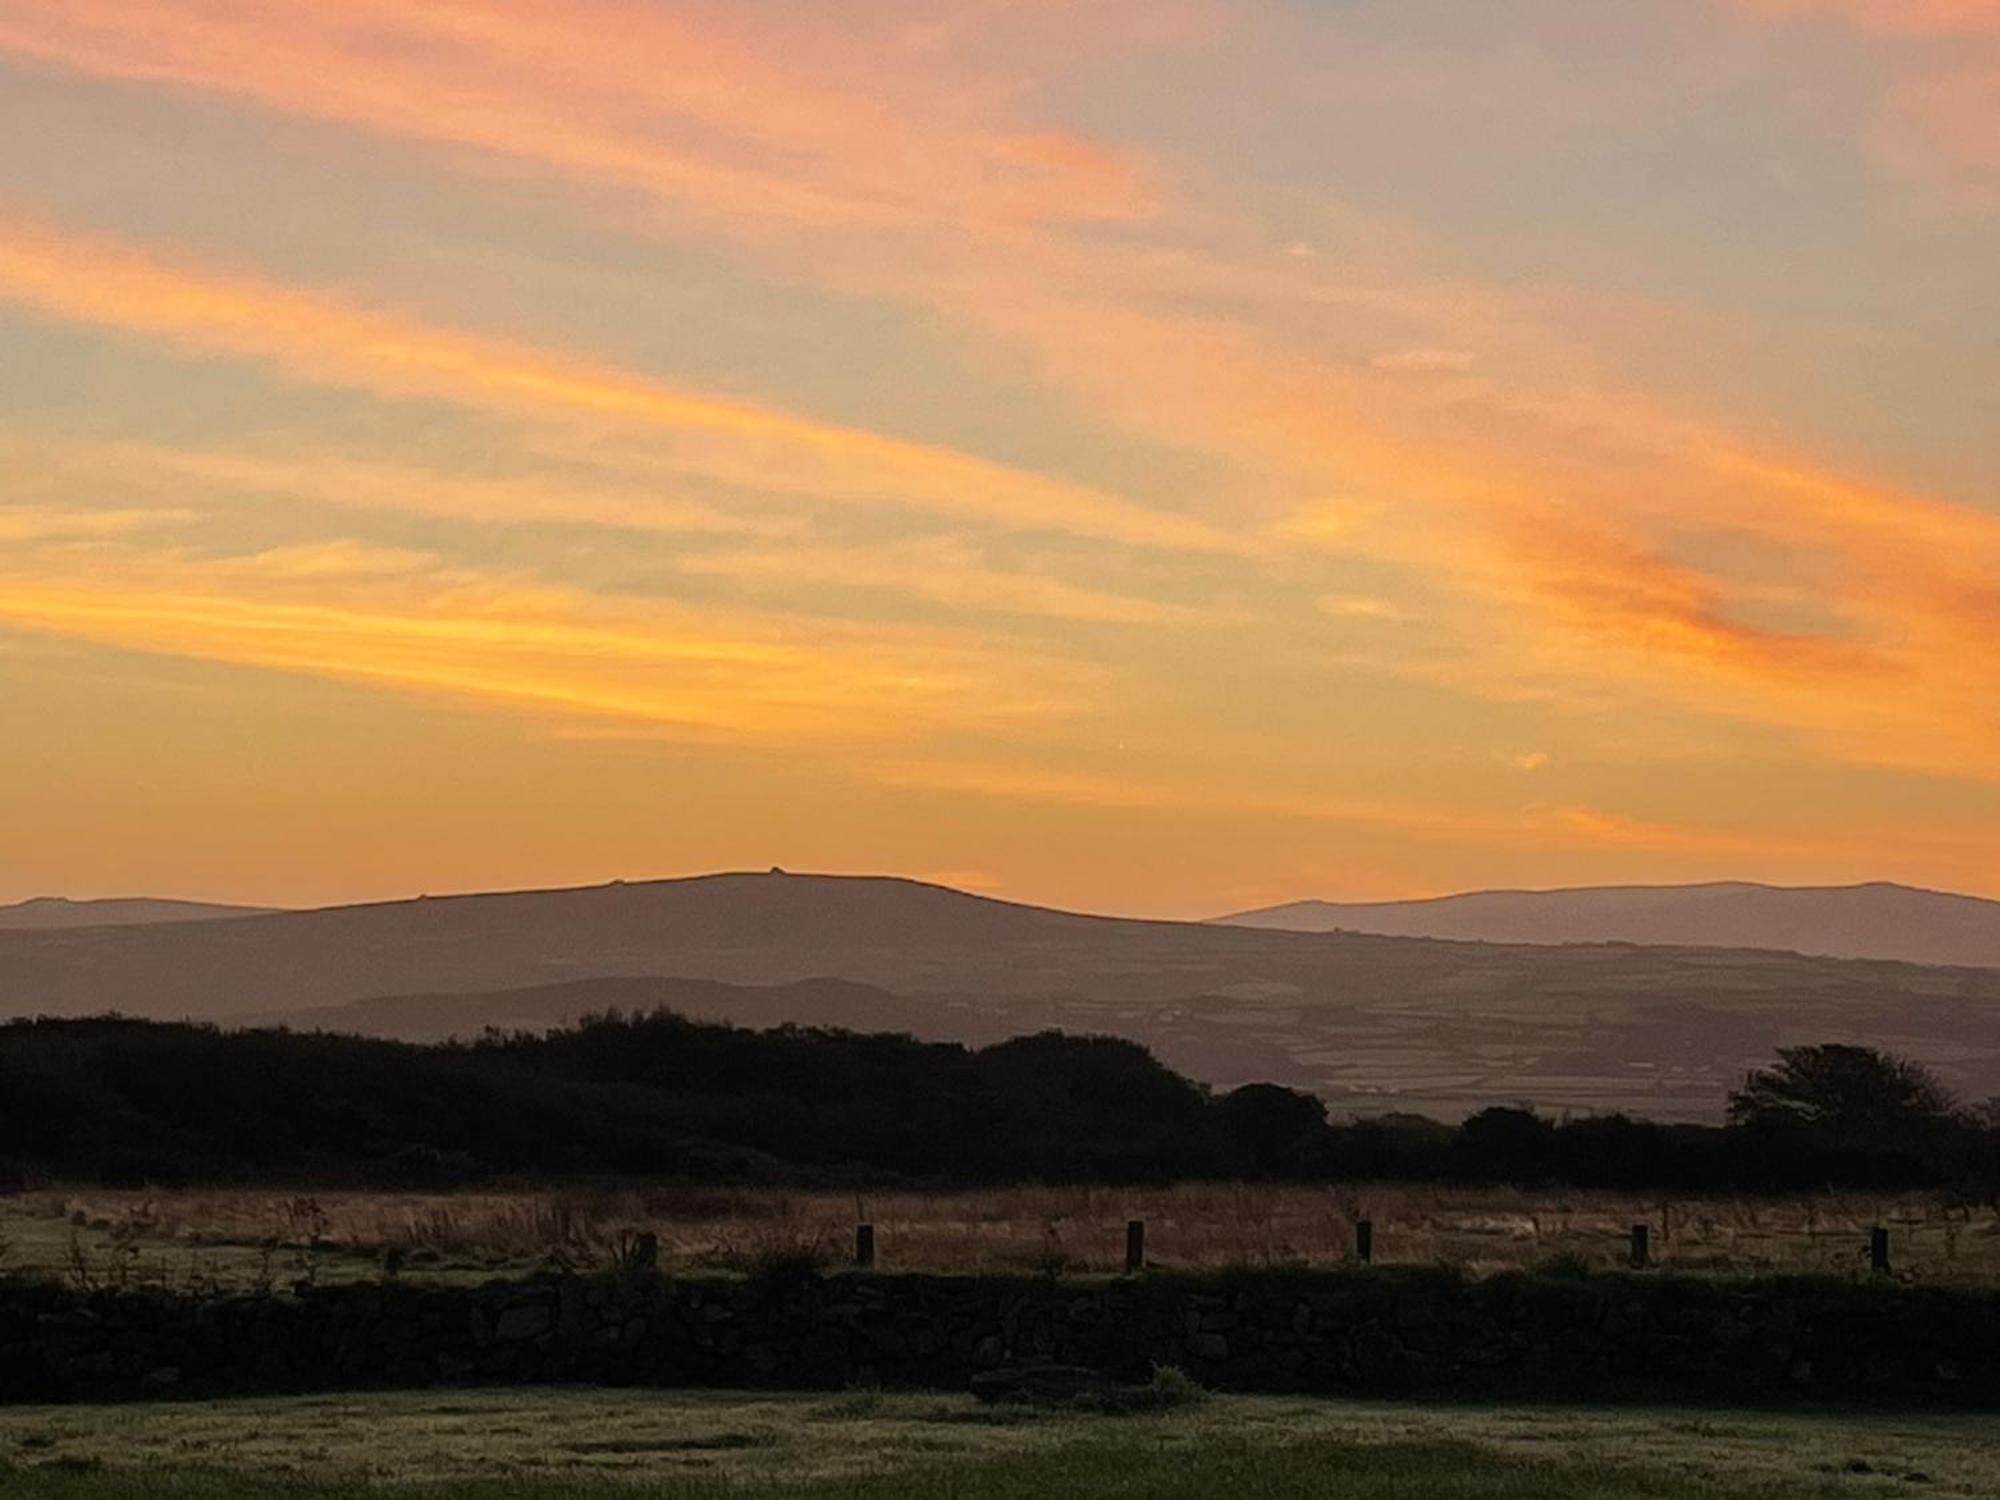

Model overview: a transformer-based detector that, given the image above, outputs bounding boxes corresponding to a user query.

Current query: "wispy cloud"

[0,538,1091,746]
[0,505,198,541]
[871,753,1934,869]
[15,438,796,541]
[680,538,1244,626]
[1371,349,1478,373]
[0,217,1231,554]
[937,246,2000,780]
[0,0,1166,230]
[1316,595,1407,621]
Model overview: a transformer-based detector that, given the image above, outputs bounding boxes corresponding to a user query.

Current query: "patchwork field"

[2,1388,1997,1498]
[10,1181,2000,1290]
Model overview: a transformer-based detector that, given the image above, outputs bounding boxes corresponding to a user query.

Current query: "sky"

[0,0,1995,916]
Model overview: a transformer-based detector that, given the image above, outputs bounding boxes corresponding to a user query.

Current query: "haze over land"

[1219,882,2000,969]
[11,871,2000,1123]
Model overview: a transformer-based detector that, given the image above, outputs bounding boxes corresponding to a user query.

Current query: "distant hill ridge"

[1214,880,2000,969]
[0,896,276,931]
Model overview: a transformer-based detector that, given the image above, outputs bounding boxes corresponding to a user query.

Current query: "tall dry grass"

[13,1181,2000,1285]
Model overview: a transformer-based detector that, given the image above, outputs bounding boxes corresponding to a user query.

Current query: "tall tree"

[1727,1044,1956,1149]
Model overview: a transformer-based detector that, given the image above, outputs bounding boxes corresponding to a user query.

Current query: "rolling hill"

[0,896,277,930]
[7,870,2000,1122]
[1215,881,2000,968]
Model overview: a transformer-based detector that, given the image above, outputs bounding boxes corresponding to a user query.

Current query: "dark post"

[1125,1219,1145,1272]
[855,1223,875,1269]
[1355,1219,1374,1265]
[1871,1226,1890,1276]
[1629,1224,1649,1269]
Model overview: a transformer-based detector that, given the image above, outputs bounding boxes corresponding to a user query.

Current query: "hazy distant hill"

[1215,881,2000,968]
[0,896,276,931]
[9,870,2000,1121]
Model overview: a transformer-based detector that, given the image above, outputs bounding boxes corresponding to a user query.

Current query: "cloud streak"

[0,0,1162,230]
[0,533,1088,746]
[0,217,1230,554]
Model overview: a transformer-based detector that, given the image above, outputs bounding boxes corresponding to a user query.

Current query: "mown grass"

[0,1437,1875,1500]
[2,1390,1995,1499]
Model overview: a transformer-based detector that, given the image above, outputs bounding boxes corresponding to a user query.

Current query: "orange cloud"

[679,539,1243,626]
[0,217,1230,553]
[944,258,2000,778]
[0,536,1087,746]
[7,436,796,540]
[871,755,1924,869]
[1480,511,1890,684]
[0,505,196,542]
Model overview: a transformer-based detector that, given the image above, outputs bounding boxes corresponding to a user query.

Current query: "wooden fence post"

[855,1223,875,1269]
[1870,1226,1890,1276]
[1629,1224,1649,1269]
[1355,1219,1374,1265]
[1125,1219,1146,1272]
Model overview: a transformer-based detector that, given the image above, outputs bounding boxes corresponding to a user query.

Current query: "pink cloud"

[1736,0,2000,204]
[0,0,1162,230]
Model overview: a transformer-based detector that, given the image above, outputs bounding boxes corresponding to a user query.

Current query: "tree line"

[0,1011,1992,1194]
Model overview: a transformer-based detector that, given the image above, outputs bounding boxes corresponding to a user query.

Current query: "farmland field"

[1,1388,1997,1498]
[9,1180,2000,1290]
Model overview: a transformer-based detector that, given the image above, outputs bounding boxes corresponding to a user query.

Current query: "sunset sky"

[0,0,1995,915]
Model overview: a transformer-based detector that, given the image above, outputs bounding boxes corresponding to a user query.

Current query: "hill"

[8,870,2000,1122]
[0,896,276,931]
[1214,881,2000,968]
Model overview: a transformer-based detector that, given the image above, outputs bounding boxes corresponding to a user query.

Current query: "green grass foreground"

[3,1389,1996,1499]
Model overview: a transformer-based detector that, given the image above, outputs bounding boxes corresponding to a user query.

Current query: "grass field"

[1,1388,1995,1498]
[8,1181,2000,1291]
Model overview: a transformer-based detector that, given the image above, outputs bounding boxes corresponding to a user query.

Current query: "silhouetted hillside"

[1218,881,2000,968]
[0,896,276,931]
[10,871,2000,1122]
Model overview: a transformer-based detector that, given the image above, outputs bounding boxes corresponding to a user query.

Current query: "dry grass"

[9,1181,2000,1289]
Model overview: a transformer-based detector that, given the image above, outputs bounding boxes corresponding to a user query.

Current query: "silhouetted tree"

[1457,1106,1558,1182]
[1727,1044,1957,1149]
[1217,1083,1329,1176]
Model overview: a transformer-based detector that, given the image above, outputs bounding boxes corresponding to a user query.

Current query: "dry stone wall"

[6,1268,2000,1407]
